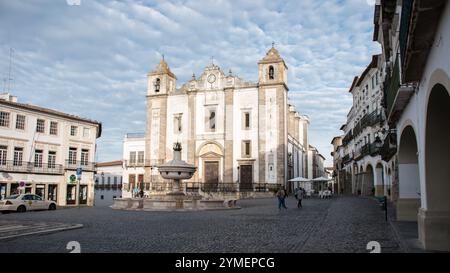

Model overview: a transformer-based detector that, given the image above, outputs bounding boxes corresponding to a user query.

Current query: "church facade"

[144,46,313,190]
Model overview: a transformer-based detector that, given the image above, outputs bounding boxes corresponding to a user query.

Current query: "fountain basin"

[111,195,240,211]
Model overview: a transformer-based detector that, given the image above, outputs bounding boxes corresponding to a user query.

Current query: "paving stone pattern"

[0,196,402,253]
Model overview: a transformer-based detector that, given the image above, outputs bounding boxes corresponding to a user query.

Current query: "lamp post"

[374,135,383,149]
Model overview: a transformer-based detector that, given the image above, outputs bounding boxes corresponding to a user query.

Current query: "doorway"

[204,161,219,191]
[239,165,253,191]
[48,184,58,202]
[67,185,76,205]
[79,185,88,205]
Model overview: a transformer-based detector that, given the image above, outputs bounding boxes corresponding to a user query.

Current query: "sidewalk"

[385,200,431,253]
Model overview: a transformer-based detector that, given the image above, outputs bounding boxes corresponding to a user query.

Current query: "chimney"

[0,93,17,102]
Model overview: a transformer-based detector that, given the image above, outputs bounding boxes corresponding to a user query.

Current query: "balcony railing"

[342,154,352,164]
[65,160,96,172]
[380,131,397,161]
[131,182,284,193]
[0,161,64,175]
[386,55,401,116]
[342,131,354,146]
[399,0,413,68]
[124,160,146,167]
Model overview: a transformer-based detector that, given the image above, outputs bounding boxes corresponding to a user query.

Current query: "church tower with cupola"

[145,58,177,182]
[257,45,289,186]
[147,57,177,96]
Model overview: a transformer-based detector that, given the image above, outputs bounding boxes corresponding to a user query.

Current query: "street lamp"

[374,135,383,149]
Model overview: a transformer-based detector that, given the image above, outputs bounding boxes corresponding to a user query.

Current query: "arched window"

[154,78,160,92]
[268,66,274,80]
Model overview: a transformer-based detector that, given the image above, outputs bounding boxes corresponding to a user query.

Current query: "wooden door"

[239,165,253,191]
[204,161,219,191]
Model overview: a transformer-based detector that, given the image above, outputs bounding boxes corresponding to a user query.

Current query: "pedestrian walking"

[295,187,304,208]
[276,187,288,210]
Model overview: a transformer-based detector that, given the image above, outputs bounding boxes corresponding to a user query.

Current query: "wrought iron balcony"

[342,154,352,164]
[342,131,354,146]
[65,160,96,172]
[0,161,64,175]
[386,55,401,119]
[380,131,397,161]
[124,160,146,168]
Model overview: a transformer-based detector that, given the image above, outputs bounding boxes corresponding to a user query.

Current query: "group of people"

[276,186,306,210]
[132,186,145,198]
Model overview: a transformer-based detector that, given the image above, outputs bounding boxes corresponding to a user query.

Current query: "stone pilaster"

[396,198,420,221]
[258,88,266,183]
[276,86,286,186]
[159,97,168,163]
[418,208,450,251]
[144,97,153,182]
[224,88,234,183]
[187,93,197,181]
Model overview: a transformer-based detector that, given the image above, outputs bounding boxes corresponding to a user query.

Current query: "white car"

[0,194,57,213]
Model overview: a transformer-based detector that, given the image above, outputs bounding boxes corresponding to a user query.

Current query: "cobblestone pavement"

[0,220,82,240]
[0,196,403,253]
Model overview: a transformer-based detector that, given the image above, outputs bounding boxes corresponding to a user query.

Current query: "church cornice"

[146,93,169,98]
[258,82,289,91]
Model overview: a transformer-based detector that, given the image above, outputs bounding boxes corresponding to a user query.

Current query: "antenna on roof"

[5,48,14,93]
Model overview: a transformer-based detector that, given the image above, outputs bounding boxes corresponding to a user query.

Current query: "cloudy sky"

[0,0,380,166]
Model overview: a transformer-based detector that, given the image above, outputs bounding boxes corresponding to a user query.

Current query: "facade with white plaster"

[0,93,101,206]
[143,46,320,193]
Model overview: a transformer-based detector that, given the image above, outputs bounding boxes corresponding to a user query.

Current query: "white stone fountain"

[112,142,239,211]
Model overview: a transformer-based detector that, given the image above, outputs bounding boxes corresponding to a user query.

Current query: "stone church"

[144,46,311,190]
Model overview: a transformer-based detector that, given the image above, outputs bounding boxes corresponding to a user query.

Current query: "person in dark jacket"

[276,187,288,210]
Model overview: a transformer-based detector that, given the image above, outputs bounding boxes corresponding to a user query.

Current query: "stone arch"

[355,165,364,195]
[362,164,375,196]
[420,82,450,250]
[375,162,384,196]
[196,141,224,186]
[387,167,392,198]
[397,125,421,222]
[197,141,224,157]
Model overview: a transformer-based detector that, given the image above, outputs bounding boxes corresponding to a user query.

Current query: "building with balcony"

[373,0,450,251]
[331,53,390,198]
[0,93,101,206]
[122,133,147,198]
[94,160,123,206]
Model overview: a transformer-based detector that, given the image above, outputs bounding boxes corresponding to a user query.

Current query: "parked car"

[0,194,57,213]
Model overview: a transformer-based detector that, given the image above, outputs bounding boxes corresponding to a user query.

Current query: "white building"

[121,133,146,198]
[374,0,450,251]
[333,0,450,251]
[94,160,123,206]
[0,93,101,206]
[143,46,319,194]
[333,54,389,198]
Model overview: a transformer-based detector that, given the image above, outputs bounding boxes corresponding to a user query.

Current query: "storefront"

[35,184,45,198]
[0,183,6,199]
[48,184,58,202]
[79,185,88,205]
[66,184,77,205]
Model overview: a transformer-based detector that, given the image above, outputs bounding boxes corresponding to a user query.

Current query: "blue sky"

[0,0,380,166]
